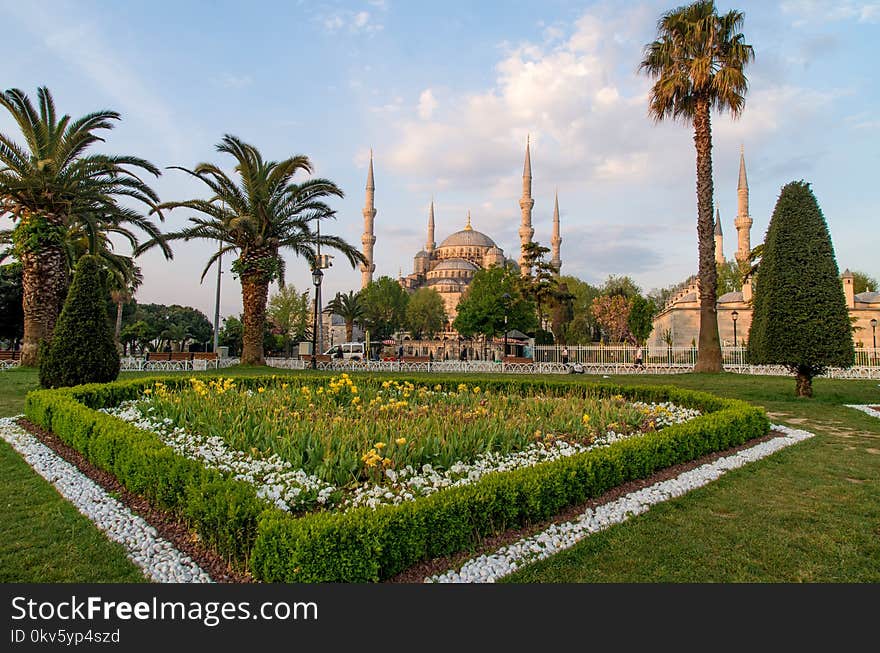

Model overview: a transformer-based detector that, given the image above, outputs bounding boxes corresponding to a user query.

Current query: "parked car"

[323,342,366,360]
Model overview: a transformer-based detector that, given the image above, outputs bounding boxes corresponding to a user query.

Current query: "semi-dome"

[414,250,429,258]
[855,291,880,304]
[433,257,478,272]
[718,291,744,304]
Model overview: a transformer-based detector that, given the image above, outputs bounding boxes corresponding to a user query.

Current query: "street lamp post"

[501,293,511,363]
[731,310,739,348]
[871,318,877,365]
[311,267,323,370]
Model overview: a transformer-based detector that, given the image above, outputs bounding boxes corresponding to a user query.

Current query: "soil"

[17,418,253,584]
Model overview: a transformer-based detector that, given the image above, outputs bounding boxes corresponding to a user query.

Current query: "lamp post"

[871,318,877,365]
[311,267,323,370]
[731,310,739,348]
[501,293,511,362]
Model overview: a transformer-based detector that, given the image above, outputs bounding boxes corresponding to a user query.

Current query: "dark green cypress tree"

[747,181,853,396]
[39,255,121,388]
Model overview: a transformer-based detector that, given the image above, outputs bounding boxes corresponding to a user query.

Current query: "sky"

[1,0,878,321]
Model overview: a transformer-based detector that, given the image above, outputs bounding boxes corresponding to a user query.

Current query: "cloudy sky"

[1,0,877,320]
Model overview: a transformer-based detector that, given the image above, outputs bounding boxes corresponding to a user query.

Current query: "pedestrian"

[561,346,569,366]
[635,345,644,369]
[397,344,404,361]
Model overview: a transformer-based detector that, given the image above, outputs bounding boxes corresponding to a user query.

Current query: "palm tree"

[326,291,365,342]
[0,87,169,365]
[639,1,754,372]
[106,258,143,345]
[154,135,365,365]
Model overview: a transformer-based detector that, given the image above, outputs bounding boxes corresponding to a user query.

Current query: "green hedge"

[25,373,769,582]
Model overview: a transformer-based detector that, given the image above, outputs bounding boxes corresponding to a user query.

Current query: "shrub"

[747,181,854,396]
[39,255,120,388]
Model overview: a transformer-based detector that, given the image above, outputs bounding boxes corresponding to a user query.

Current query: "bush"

[25,373,769,581]
[748,181,854,396]
[39,255,120,388]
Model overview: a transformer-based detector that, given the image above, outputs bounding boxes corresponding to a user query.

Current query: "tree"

[851,270,878,295]
[558,275,601,344]
[406,288,447,339]
[153,135,364,365]
[628,295,656,345]
[600,275,641,299]
[106,258,142,344]
[358,276,409,340]
[0,87,169,366]
[518,241,559,328]
[325,290,364,342]
[268,285,311,354]
[218,315,244,357]
[39,255,120,387]
[0,263,23,348]
[454,266,536,341]
[590,295,634,343]
[716,258,743,296]
[747,181,854,397]
[548,281,575,344]
[640,1,754,372]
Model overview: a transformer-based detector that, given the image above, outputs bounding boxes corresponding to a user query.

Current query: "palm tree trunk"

[795,366,813,397]
[692,96,722,373]
[19,243,68,367]
[241,274,269,365]
[115,301,124,342]
[346,320,353,342]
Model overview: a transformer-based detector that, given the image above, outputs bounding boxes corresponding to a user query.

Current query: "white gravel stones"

[845,404,880,419]
[426,423,815,583]
[0,417,212,584]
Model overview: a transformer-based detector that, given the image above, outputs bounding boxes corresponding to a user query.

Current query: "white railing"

[119,357,240,372]
[0,359,20,371]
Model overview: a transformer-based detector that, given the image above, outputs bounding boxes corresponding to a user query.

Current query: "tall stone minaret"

[425,198,436,254]
[360,149,377,289]
[735,146,753,265]
[518,136,535,276]
[550,189,562,274]
[714,207,724,265]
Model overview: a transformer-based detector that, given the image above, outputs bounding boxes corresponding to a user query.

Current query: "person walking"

[634,345,644,369]
[561,346,569,366]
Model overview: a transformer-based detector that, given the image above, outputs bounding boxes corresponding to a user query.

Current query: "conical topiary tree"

[747,181,853,397]
[39,255,121,388]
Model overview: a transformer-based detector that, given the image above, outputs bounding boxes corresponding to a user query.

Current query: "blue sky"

[1,0,878,320]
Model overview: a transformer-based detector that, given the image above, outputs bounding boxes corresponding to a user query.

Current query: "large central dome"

[439,228,496,248]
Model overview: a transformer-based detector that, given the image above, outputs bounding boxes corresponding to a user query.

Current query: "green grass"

[0,367,146,582]
[1,366,878,582]
[503,373,880,582]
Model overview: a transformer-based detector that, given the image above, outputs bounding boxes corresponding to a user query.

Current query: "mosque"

[358,139,561,324]
[652,148,880,348]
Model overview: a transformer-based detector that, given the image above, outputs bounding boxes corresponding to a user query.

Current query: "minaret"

[735,146,753,265]
[714,207,724,265]
[360,149,377,289]
[550,189,562,274]
[426,198,436,254]
[518,136,535,275]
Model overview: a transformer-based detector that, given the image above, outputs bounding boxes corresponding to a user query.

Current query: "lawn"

[1,366,878,582]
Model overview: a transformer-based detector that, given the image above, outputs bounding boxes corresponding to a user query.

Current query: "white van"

[323,342,366,361]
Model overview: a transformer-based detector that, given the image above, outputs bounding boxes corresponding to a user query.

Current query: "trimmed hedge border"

[25,374,769,582]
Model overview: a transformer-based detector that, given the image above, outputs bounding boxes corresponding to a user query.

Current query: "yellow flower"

[434,384,442,391]
[396,437,407,445]
[473,386,481,394]
[382,457,393,468]
[534,429,542,438]
[351,396,360,404]
[281,383,289,390]
[375,442,386,449]
[144,388,152,395]
[257,387,265,393]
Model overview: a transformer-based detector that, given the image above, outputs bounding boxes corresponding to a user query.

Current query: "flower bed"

[102,376,701,513]
[25,374,769,582]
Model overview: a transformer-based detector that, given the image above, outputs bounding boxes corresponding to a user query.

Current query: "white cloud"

[321,9,384,34]
[781,1,880,25]
[417,89,437,120]
[219,74,253,89]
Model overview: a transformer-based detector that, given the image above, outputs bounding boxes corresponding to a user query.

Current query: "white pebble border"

[0,417,212,584]
[427,423,815,583]
[845,404,880,420]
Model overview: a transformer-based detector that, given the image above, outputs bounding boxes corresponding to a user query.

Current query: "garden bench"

[0,350,21,361]
[145,352,193,362]
[192,352,219,361]
[502,356,533,365]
